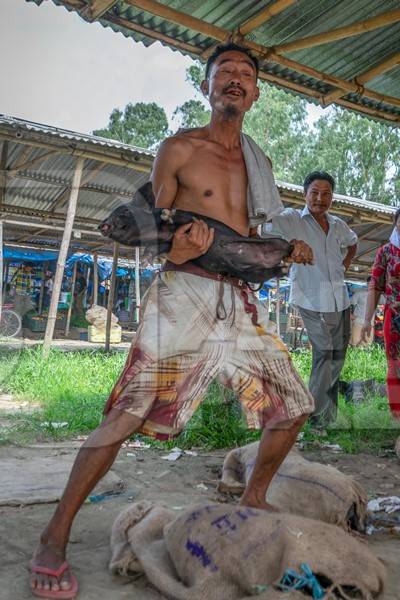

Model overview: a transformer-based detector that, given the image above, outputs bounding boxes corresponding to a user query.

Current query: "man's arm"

[343,243,357,271]
[360,288,382,342]
[336,219,357,271]
[263,210,313,265]
[151,137,183,210]
[151,137,214,264]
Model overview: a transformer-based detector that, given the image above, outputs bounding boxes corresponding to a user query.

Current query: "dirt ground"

[1,441,399,600]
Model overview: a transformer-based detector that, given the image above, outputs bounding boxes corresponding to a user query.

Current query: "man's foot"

[30,542,77,598]
[239,495,280,512]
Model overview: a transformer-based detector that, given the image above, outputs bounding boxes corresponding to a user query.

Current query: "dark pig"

[99,182,292,283]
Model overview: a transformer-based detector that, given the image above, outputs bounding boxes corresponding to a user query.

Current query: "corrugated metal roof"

[27,0,400,124]
[0,114,154,157]
[0,114,153,257]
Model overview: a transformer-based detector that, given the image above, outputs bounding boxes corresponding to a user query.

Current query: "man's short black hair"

[303,171,336,194]
[394,207,400,224]
[205,42,259,79]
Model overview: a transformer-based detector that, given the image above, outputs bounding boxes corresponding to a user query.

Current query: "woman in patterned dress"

[362,208,400,419]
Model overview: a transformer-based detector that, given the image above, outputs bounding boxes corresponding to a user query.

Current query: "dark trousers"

[299,307,351,426]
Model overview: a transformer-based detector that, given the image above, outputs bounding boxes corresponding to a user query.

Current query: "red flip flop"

[30,561,78,599]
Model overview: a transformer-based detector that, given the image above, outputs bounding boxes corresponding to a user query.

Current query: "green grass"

[0,345,399,453]
[0,347,125,443]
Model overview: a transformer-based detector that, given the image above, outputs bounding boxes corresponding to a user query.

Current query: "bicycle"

[0,303,22,338]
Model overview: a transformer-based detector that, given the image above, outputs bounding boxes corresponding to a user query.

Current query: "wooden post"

[82,264,90,309]
[38,260,48,315]
[105,242,119,352]
[65,262,77,337]
[134,246,141,323]
[43,157,84,356]
[93,252,98,306]
[276,278,280,337]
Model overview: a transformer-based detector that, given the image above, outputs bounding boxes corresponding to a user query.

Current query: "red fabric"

[383,305,400,419]
[370,243,400,311]
[240,288,259,326]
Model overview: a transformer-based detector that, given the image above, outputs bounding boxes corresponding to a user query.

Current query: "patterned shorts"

[105,271,314,439]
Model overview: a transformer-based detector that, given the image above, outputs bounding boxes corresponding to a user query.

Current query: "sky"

[1,0,325,135]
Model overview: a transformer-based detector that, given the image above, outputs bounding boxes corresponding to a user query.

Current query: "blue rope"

[277,563,326,599]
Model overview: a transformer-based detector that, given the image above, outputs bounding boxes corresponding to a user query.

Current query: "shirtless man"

[30,43,314,598]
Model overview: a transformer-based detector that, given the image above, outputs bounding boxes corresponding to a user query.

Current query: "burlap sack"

[219,442,367,532]
[86,305,118,327]
[110,501,386,600]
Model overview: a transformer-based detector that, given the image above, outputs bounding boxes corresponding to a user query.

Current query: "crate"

[24,316,46,332]
[88,324,122,343]
[24,315,66,332]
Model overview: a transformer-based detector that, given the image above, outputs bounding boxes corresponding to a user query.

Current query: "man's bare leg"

[240,414,308,511]
[30,408,143,595]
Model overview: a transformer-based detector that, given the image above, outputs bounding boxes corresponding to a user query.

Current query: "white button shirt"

[263,206,358,312]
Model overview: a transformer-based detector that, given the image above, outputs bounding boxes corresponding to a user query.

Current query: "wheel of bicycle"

[0,309,22,338]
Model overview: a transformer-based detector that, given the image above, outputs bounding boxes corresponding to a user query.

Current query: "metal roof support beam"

[0,141,9,208]
[16,227,49,243]
[0,132,153,171]
[322,52,400,106]
[43,157,85,357]
[0,202,100,226]
[10,145,32,173]
[125,0,228,41]
[266,51,400,110]
[355,241,384,261]
[239,0,297,36]
[2,218,102,237]
[356,223,386,241]
[8,150,60,178]
[275,9,400,54]
[80,0,119,21]
[50,160,106,213]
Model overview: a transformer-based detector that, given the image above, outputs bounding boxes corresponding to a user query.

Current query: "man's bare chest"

[178,148,247,197]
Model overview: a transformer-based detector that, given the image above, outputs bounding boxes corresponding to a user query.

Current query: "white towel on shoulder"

[240,132,284,227]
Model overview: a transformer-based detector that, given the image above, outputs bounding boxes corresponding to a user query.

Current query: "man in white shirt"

[264,171,358,427]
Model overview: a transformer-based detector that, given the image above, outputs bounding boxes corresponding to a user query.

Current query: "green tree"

[93,102,169,149]
[173,63,210,130]
[243,83,311,183]
[173,99,210,129]
[304,108,400,203]
[186,63,204,92]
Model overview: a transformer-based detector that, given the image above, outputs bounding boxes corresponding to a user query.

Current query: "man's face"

[305,179,333,218]
[201,50,259,117]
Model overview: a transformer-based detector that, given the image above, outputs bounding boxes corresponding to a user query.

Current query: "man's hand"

[287,239,314,265]
[360,322,372,343]
[167,219,215,265]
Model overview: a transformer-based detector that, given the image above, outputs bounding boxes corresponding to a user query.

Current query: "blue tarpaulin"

[65,253,127,280]
[4,246,58,262]
[65,253,158,281]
